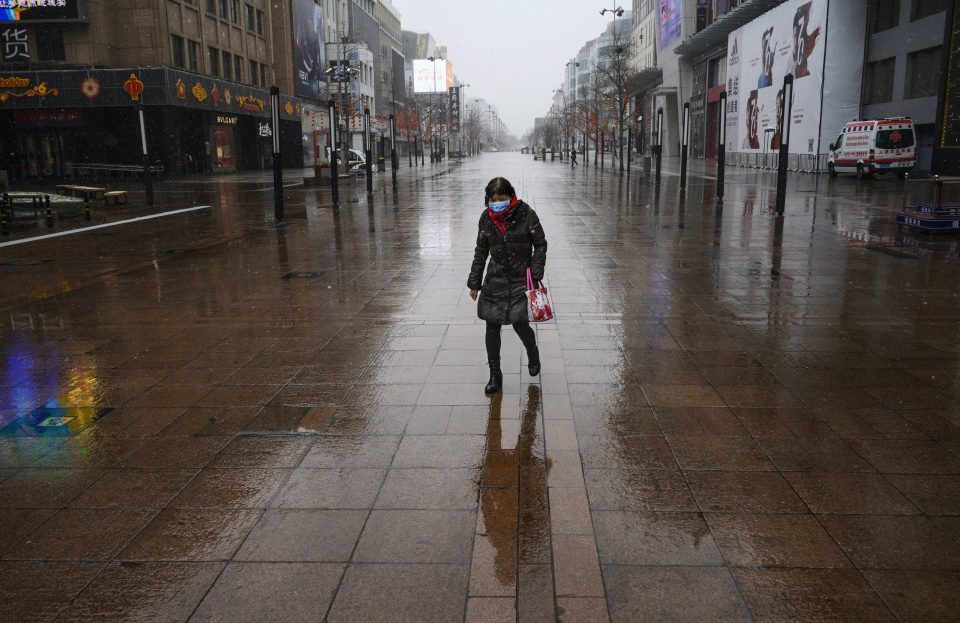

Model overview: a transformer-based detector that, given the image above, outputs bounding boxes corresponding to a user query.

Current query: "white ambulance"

[827,118,916,179]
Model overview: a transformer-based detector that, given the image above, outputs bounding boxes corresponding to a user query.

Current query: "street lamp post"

[363,107,373,194]
[655,106,663,185]
[137,104,154,207]
[680,101,690,190]
[718,91,726,201]
[427,55,444,163]
[328,98,339,204]
[389,113,398,186]
[775,74,794,216]
[270,85,283,221]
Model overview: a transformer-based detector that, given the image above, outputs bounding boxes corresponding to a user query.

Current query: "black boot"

[527,344,541,377]
[485,364,503,395]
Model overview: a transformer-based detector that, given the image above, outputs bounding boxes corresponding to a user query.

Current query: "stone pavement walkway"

[0,154,959,621]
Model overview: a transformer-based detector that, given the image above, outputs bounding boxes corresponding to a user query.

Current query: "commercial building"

[861,0,953,172]
[641,0,953,174]
[0,0,313,179]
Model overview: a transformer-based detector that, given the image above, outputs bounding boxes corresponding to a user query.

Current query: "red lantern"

[123,74,144,102]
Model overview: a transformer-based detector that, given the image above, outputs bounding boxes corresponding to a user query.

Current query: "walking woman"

[468,177,548,394]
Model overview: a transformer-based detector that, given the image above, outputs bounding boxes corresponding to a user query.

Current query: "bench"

[4,192,47,215]
[103,191,128,205]
[58,185,106,200]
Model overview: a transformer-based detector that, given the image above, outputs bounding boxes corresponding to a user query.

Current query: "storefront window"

[188,40,199,71]
[209,46,220,76]
[907,46,943,99]
[171,35,185,68]
[913,0,949,21]
[212,125,237,171]
[36,26,65,62]
[222,51,232,80]
[865,57,896,104]
[871,0,900,32]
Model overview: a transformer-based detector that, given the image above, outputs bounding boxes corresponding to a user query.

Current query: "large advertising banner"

[725,0,826,155]
[658,0,682,49]
[292,0,325,100]
[1,0,83,22]
[413,59,454,93]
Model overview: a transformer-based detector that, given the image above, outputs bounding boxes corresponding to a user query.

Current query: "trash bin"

[377,156,385,172]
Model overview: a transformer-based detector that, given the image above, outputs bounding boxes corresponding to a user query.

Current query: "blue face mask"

[489,200,511,213]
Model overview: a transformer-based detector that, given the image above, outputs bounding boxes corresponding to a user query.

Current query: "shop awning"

[673,0,789,58]
[631,67,663,96]
[0,67,309,121]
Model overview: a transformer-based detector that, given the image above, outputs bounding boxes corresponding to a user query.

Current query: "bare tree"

[594,24,642,171]
[463,106,482,154]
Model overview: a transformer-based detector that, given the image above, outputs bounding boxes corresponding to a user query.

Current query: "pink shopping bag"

[525,267,554,323]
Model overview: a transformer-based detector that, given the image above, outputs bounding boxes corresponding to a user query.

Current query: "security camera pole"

[270,86,283,222]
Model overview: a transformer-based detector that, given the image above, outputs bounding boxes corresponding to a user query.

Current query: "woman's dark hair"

[484,177,516,205]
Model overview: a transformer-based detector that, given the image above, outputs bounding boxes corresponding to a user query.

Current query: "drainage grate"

[282,271,327,279]
[0,406,114,436]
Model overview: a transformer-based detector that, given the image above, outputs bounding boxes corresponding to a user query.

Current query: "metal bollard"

[1,204,8,236]
[84,200,91,221]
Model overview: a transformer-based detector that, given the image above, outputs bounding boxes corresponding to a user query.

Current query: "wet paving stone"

[5,158,960,619]
[192,562,344,622]
[55,561,224,622]
[327,563,468,623]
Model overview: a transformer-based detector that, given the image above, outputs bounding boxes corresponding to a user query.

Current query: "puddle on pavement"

[0,406,113,436]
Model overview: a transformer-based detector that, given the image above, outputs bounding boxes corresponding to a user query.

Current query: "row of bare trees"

[535,25,644,171]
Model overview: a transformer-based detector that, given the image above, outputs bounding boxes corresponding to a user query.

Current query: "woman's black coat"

[467,201,547,325]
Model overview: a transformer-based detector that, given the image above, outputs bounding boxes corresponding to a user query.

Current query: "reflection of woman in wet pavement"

[468,177,548,395]
[479,386,549,598]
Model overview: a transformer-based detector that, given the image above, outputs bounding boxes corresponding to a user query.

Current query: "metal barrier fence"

[66,163,165,179]
[726,151,827,173]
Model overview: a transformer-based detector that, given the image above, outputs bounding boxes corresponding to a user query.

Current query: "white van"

[828,118,916,179]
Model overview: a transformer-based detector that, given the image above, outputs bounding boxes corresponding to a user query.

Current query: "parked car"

[828,118,916,179]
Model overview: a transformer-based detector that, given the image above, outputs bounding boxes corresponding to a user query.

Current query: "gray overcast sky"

[392,0,618,136]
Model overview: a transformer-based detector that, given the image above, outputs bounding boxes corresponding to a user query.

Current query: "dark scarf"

[487,196,519,234]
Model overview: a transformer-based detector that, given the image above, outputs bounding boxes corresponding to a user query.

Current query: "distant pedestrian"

[468,177,548,394]
[570,147,578,167]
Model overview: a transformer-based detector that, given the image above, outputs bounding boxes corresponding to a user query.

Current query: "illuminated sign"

[0,76,57,103]
[0,0,83,23]
[259,122,272,137]
[413,58,454,94]
[2,27,28,61]
[216,114,238,125]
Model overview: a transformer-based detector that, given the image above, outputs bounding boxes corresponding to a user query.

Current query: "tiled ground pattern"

[0,156,958,621]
